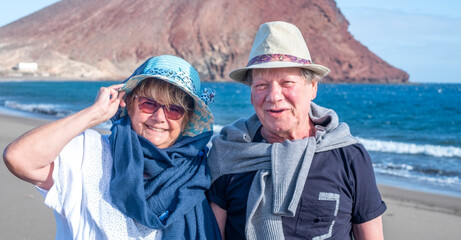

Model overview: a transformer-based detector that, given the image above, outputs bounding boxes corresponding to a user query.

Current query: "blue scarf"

[109,116,220,239]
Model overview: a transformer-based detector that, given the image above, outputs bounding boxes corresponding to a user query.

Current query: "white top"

[37,129,162,240]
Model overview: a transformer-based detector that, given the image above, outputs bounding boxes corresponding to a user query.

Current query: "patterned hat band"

[247,54,312,67]
[141,67,215,106]
[137,67,198,95]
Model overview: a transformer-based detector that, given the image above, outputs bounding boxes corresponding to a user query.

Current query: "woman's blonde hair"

[126,78,195,123]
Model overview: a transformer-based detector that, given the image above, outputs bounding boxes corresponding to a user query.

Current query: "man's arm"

[352,216,384,240]
[210,201,227,240]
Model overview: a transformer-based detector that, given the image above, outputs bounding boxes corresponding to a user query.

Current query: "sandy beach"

[1,113,461,240]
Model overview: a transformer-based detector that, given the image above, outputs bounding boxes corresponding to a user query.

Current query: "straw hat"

[120,55,214,137]
[229,21,330,84]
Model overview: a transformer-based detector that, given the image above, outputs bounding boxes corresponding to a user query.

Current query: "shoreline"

[1,113,461,239]
[379,185,461,216]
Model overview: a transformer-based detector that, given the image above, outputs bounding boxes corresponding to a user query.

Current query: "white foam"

[210,128,461,158]
[213,124,223,134]
[5,100,70,117]
[357,137,461,158]
[374,166,460,186]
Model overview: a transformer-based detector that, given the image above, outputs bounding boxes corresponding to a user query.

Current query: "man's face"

[250,68,317,140]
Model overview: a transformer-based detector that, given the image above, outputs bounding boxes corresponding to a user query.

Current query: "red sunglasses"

[135,95,186,120]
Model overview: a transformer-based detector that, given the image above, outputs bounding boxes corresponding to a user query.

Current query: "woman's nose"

[149,106,167,121]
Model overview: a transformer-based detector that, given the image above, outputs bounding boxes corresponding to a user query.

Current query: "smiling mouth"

[147,126,166,132]
[267,109,285,113]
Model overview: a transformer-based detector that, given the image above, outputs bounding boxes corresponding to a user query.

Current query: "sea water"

[1,81,460,197]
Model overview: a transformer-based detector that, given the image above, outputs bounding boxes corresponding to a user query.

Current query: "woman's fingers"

[108,84,125,100]
[91,84,127,121]
[97,84,124,102]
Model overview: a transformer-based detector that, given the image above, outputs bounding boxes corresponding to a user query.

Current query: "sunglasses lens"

[137,96,185,120]
[165,105,185,120]
[138,98,159,114]
[139,101,157,113]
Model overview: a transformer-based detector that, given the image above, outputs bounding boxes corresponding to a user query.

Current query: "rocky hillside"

[0,0,409,83]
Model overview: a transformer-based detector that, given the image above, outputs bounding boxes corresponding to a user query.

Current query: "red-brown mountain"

[0,0,409,83]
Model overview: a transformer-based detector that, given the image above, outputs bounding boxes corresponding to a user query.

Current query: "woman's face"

[127,95,186,148]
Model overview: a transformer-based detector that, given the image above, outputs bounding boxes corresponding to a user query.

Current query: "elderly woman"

[3,55,221,239]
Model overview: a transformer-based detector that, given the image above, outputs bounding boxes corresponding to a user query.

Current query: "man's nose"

[265,83,283,103]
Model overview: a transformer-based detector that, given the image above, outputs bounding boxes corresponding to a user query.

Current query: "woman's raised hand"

[90,84,126,126]
[3,83,127,189]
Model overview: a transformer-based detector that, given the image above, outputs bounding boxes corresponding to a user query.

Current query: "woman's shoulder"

[83,129,104,139]
[76,129,110,146]
[69,129,111,171]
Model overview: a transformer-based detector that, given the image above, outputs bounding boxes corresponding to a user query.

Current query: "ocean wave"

[373,163,460,186]
[357,137,461,158]
[213,124,223,134]
[4,100,71,118]
[213,126,461,158]
[374,162,460,177]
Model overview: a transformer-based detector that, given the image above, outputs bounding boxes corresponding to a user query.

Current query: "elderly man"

[207,21,386,240]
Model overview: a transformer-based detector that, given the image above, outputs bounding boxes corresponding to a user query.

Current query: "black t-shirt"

[207,129,386,240]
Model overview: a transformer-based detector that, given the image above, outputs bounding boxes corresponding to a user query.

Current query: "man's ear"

[311,81,318,100]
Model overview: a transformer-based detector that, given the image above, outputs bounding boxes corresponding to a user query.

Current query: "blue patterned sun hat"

[120,55,214,137]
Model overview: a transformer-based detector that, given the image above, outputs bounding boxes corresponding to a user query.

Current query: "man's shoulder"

[315,143,369,164]
[341,143,367,154]
[320,143,366,154]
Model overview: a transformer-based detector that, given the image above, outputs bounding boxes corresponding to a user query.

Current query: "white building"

[13,62,38,72]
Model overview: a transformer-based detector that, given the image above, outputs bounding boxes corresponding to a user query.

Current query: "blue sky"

[1,0,460,83]
[335,0,461,83]
[0,1,59,27]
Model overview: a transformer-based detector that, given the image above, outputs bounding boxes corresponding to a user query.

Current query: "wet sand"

[1,113,460,240]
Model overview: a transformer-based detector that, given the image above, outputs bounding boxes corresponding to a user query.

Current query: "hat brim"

[120,74,214,137]
[229,62,330,84]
